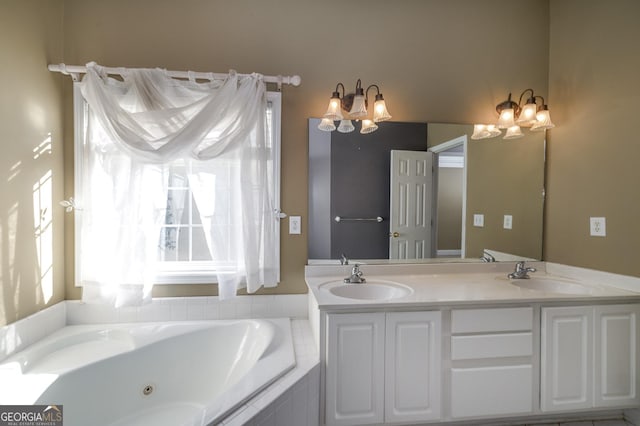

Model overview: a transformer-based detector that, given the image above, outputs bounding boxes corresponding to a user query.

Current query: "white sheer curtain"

[77,62,277,306]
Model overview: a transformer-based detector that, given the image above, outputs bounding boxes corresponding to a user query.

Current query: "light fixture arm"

[332,82,345,100]
[518,88,536,106]
[496,92,521,117]
[365,84,381,102]
[533,95,549,111]
[354,79,364,95]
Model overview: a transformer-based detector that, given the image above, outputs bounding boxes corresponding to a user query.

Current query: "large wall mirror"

[308,118,546,263]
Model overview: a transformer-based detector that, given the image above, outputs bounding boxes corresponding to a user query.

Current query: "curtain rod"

[48,63,302,89]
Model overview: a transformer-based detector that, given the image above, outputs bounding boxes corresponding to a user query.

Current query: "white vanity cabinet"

[449,307,534,419]
[541,304,640,412]
[325,311,441,426]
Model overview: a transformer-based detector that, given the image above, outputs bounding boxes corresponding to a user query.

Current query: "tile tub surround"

[0,302,66,362]
[66,294,308,325]
[0,295,319,426]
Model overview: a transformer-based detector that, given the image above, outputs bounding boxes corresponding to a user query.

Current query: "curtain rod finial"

[289,75,302,87]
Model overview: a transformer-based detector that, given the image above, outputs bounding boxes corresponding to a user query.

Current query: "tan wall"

[428,123,546,259]
[4,0,637,324]
[466,132,545,259]
[545,0,640,275]
[0,0,550,316]
[0,1,65,326]
[436,168,463,251]
[59,0,550,299]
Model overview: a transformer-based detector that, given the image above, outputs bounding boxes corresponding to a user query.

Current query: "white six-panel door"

[389,150,435,259]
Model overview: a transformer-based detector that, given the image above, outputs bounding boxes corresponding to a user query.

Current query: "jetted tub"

[0,318,295,426]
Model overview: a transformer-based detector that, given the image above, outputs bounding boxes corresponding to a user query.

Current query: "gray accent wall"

[308,119,428,260]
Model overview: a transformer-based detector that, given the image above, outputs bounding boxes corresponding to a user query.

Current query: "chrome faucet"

[481,251,496,263]
[508,261,536,279]
[340,253,349,265]
[344,264,366,283]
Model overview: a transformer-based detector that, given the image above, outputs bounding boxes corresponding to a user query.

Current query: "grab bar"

[334,216,384,223]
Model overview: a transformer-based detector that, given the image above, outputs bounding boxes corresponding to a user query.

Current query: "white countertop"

[305,261,640,310]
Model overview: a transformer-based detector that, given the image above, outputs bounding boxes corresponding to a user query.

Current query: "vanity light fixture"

[318,79,392,134]
[472,88,555,140]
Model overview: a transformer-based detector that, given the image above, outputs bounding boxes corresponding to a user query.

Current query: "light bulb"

[373,96,391,122]
[471,124,489,140]
[317,118,336,132]
[360,119,378,134]
[497,108,516,129]
[504,125,524,140]
[337,120,355,133]
[349,94,368,119]
[531,109,555,131]
[323,96,343,121]
[516,102,538,126]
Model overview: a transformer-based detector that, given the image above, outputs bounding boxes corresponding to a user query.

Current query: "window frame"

[72,83,282,286]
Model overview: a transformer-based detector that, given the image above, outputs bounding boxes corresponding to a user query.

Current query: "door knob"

[389,231,399,238]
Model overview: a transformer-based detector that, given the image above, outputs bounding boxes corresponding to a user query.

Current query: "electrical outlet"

[289,216,301,235]
[503,214,513,230]
[590,217,606,237]
[473,214,484,227]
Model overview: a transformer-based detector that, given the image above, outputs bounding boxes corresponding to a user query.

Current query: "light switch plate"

[289,216,301,235]
[590,217,606,237]
[503,215,513,230]
[473,214,484,227]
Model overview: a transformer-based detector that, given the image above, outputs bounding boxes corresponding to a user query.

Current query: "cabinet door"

[326,313,385,426]
[541,306,593,412]
[594,304,640,408]
[385,311,441,423]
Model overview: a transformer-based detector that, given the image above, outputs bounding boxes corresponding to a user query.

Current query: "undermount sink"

[508,276,595,295]
[321,280,413,301]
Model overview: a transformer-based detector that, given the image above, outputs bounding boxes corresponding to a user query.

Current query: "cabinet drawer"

[451,307,533,333]
[451,365,533,418]
[451,332,532,360]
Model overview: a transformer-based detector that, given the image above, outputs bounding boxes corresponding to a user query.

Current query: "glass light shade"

[486,124,502,138]
[531,109,556,131]
[323,97,343,121]
[516,102,538,126]
[471,124,489,140]
[497,108,516,129]
[373,99,392,122]
[349,94,368,118]
[317,118,336,132]
[337,119,355,133]
[504,125,524,140]
[360,119,378,134]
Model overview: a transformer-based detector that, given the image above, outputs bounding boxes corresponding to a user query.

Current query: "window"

[73,84,281,286]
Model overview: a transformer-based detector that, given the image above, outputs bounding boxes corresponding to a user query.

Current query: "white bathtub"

[0,318,295,426]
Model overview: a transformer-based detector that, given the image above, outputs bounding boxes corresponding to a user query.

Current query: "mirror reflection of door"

[389,150,436,259]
